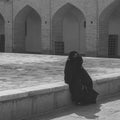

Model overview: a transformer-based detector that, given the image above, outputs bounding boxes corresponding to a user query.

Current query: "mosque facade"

[0,0,120,57]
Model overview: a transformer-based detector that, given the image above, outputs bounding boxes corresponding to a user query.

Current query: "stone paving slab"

[0,53,120,91]
[34,94,120,120]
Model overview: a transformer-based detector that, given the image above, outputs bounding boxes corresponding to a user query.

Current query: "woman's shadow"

[73,102,101,119]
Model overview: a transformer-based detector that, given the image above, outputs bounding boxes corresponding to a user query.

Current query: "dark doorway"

[55,41,64,55]
[108,34,118,57]
[0,34,5,52]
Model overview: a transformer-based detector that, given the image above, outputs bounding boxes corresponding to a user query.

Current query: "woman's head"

[68,51,79,60]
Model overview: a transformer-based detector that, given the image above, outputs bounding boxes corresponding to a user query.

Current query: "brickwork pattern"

[0,0,119,56]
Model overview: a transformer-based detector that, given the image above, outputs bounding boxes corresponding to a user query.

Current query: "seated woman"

[64,51,99,105]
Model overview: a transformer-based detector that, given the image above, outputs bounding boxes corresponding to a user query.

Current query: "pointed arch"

[99,0,120,57]
[99,0,120,24]
[52,3,86,55]
[14,5,41,53]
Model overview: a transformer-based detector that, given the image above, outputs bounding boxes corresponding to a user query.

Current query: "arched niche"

[14,5,41,53]
[52,3,86,55]
[99,0,120,57]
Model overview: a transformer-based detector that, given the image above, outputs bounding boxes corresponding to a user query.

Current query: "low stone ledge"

[0,75,120,120]
[94,75,120,99]
[0,75,120,102]
[0,89,28,102]
[0,82,68,102]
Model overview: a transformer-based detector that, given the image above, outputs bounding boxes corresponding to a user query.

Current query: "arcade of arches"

[1,0,120,57]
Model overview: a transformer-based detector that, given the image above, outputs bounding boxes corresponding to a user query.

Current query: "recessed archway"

[14,5,41,53]
[52,3,86,55]
[99,0,120,57]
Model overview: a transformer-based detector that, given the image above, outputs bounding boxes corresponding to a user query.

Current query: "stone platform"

[0,74,120,120]
[0,53,120,120]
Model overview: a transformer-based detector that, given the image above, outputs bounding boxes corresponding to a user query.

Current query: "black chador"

[64,51,99,105]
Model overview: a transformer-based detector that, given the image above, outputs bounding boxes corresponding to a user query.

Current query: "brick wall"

[0,0,119,57]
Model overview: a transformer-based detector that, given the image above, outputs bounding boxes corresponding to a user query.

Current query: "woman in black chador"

[64,51,99,105]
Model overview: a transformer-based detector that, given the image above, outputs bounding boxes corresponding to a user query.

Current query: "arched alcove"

[99,0,120,57]
[14,5,41,53]
[52,3,86,55]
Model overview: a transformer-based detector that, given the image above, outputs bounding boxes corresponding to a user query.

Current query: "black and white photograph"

[0,0,120,120]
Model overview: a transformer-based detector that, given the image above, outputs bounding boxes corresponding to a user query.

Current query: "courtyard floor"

[0,53,120,91]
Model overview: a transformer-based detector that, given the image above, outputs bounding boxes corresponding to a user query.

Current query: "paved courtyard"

[0,53,120,91]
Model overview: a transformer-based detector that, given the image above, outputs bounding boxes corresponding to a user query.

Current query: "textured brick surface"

[0,0,119,56]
